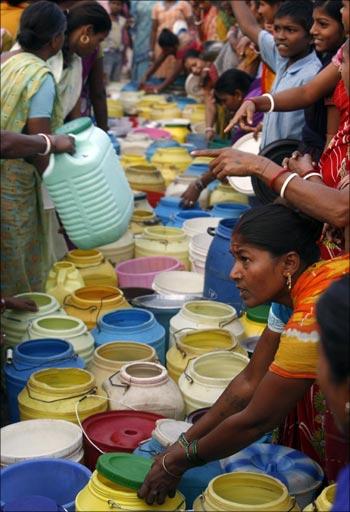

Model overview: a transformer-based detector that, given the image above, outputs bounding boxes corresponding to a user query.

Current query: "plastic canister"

[81,410,164,470]
[166,329,245,383]
[210,203,250,219]
[134,226,190,271]
[209,183,249,206]
[183,217,222,240]
[5,338,85,423]
[240,305,270,355]
[92,308,166,364]
[221,444,324,510]
[120,154,148,169]
[204,218,244,314]
[146,139,180,161]
[1,496,65,512]
[303,484,336,512]
[96,230,134,266]
[0,458,91,512]
[64,249,117,287]
[45,262,85,305]
[102,361,185,420]
[169,300,245,348]
[26,316,95,364]
[151,147,192,173]
[129,209,160,235]
[193,472,300,511]
[178,351,249,415]
[63,286,130,330]
[150,102,182,120]
[155,196,199,224]
[134,419,222,508]
[88,341,157,394]
[167,210,210,228]
[18,368,107,423]
[1,292,66,350]
[1,419,83,467]
[133,191,154,212]
[43,117,133,249]
[116,256,183,289]
[125,164,165,193]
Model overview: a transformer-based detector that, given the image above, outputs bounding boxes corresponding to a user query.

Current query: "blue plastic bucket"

[5,339,85,423]
[167,210,209,228]
[92,308,166,364]
[0,458,91,512]
[186,134,208,150]
[210,203,250,219]
[1,496,65,512]
[204,218,244,314]
[155,197,199,225]
[184,163,209,176]
[134,438,222,508]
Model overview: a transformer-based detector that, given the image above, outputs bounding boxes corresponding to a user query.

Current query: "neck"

[22,48,50,61]
[287,46,311,67]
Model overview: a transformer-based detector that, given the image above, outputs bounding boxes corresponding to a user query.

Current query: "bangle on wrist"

[205,127,215,133]
[161,453,183,478]
[302,172,322,180]
[194,19,203,26]
[269,168,290,190]
[185,440,206,466]
[178,432,190,449]
[262,93,275,113]
[37,133,52,156]
[194,178,205,192]
[280,173,298,199]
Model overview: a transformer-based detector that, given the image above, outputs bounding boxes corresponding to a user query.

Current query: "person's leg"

[111,50,124,82]
[103,51,115,82]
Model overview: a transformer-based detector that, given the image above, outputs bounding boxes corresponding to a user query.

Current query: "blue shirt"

[28,74,56,119]
[258,30,322,149]
[268,303,293,333]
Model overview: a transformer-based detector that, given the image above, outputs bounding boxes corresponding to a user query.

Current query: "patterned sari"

[1,52,62,296]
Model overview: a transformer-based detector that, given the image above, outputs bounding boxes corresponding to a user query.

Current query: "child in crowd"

[102,0,129,82]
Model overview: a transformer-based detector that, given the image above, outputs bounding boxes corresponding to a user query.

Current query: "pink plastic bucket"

[116,256,183,288]
[133,127,172,140]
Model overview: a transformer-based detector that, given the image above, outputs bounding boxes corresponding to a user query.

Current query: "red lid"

[82,411,164,452]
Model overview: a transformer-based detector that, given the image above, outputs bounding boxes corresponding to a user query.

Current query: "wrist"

[249,96,270,113]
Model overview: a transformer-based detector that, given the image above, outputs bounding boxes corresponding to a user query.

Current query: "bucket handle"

[107,498,185,511]
[198,494,206,511]
[108,370,130,393]
[25,384,97,403]
[8,352,79,372]
[173,327,196,344]
[64,292,123,330]
[183,358,194,384]
[287,497,297,512]
[207,227,217,237]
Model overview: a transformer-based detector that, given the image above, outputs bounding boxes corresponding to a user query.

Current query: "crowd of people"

[0,0,349,510]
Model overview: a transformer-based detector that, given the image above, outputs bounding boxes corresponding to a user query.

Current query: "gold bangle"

[161,453,182,479]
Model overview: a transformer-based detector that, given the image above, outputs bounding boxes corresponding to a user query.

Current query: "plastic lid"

[131,294,185,311]
[2,496,64,512]
[152,419,191,447]
[96,452,153,489]
[56,117,92,135]
[246,304,270,323]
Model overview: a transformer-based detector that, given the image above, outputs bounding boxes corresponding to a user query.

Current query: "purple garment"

[80,48,99,117]
[231,77,263,144]
[332,464,350,511]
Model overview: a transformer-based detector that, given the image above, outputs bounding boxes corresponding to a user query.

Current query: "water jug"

[150,102,182,120]
[88,341,157,394]
[204,218,244,314]
[120,154,147,169]
[162,123,190,144]
[167,210,210,229]
[119,133,152,156]
[64,249,117,287]
[193,472,300,511]
[129,210,160,235]
[97,230,134,266]
[1,419,84,466]
[151,147,192,173]
[5,338,84,423]
[152,271,204,298]
[92,308,166,364]
[18,368,107,423]
[0,458,91,512]
[146,139,180,161]
[183,104,206,124]
[183,218,222,240]
[107,98,123,117]
[103,361,185,419]
[155,197,198,225]
[45,261,85,305]
[125,164,165,193]
[1,292,66,351]
[119,91,145,115]
[210,203,250,219]
[81,410,163,470]
[1,496,65,511]
[133,191,153,212]
[44,117,133,249]
[209,183,249,206]
[134,418,222,508]
[303,484,336,512]
[63,286,130,329]
[189,232,213,274]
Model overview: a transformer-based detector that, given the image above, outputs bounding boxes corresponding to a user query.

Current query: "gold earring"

[286,273,292,291]
[80,34,90,45]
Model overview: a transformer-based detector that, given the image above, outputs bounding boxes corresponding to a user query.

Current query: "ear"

[233,89,243,102]
[281,251,301,280]
[84,25,95,37]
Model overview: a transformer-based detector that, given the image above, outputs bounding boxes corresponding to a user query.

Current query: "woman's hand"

[281,152,316,175]
[50,135,75,155]
[224,99,257,134]
[3,297,38,312]
[181,182,201,207]
[192,148,257,181]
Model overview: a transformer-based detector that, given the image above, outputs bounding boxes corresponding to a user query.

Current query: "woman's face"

[258,1,280,25]
[185,56,205,75]
[215,91,243,112]
[310,7,345,54]
[69,26,109,57]
[230,234,288,308]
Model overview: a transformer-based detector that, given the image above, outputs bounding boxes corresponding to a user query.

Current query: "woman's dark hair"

[214,69,253,99]
[66,1,112,35]
[317,275,350,383]
[17,1,66,51]
[275,0,314,33]
[158,28,179,49]
[233,203,323,266]
[184,49,202,62]
[313,0,343,24]
[261,0,284,5]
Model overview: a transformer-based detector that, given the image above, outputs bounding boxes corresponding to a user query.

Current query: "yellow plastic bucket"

[129,209,160,234]
[76,470,186,511]
[193,472,300,511]
[88,341,157,394]
[65,249,117,288]
[150,102,182,120]
[120,154,148,169]
[166,329,243,383]
[107,98,123,118]
[209,184,249,206]
[18,368,107,424]
[125,164,165,194]
[303,484,336,511]
[63,286,130,330]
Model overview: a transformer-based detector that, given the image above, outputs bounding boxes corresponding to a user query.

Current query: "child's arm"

[139,53,167,89]
[230,0,262,46]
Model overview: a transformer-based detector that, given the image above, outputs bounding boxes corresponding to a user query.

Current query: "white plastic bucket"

[152,271,204,297]
[183,217,222,239]
[189,233,213,274]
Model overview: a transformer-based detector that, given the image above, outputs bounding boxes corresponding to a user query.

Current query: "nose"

[310,22,318,36]
[230,260,242,282]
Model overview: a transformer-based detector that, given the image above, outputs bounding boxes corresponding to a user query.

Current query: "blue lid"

[2,496,64,512]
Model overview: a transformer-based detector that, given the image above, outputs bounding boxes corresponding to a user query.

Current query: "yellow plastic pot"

[151,147,192,173]
[163,125,190,144]
[183,103,206,124]
[129,209,160,234]
[18,368,107,424]
[46,261,85,305]
[106,98,123,118]
[166,329,246,384]
[64,249,117,288]
[76,470,186,511]
[150,102,182,121]
[193,472,300,511]
[125,164,165,193]
[120,154,148,170]
[209,184,249,206]
[303,484,336,512]
[63,286,130,330]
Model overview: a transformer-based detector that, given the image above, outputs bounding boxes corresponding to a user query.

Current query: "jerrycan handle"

[207,226,217,237]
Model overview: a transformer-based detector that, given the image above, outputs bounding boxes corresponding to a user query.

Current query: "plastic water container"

[134,418,222,508]
[204,218,244,314]
[43,117,133,249]
[116,256,183,289]
[146,139,180,161]
[209,183,249,206]
[210,203,250,219]
[5,338,85,423]
[0,458,91,512]
[1,496,65,512]
[92,308,166,364]
[152,271,204,298]
[155,196,198,224]
[167,210,210,228]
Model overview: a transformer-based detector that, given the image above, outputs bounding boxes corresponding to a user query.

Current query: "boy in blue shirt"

[231,0,322,149]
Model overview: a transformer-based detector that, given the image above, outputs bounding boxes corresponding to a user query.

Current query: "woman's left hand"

[137,452,183,505]
[281,152,316,175]
[191,148,256,181]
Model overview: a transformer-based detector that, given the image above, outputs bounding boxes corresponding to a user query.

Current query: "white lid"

[160,118,191,127]
[152,271,204,296]
[152,419,191,447]
[228,133,261,196]
[227,176,254,196]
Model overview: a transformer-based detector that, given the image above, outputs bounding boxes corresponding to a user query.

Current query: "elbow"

[331,200,349,228]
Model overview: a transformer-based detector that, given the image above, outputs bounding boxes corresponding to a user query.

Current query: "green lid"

[208,137,232,149]
[56,117,92,135]
[96,453,153,490]
[246,304,270,324]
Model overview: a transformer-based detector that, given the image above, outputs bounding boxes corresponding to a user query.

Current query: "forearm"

[0,132,47,159]
[92,93,108,132]
[205,100,216,130]
[157,65,181,92]
[230,0,260,45]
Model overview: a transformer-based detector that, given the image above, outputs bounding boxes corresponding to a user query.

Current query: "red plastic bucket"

[81,410,164,470]
[146,191,164,208]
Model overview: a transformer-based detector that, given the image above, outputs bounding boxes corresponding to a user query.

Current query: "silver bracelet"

[262,93,275,113]
[280,173,298,199]
[37,133,52,156]
[303,172,322,180]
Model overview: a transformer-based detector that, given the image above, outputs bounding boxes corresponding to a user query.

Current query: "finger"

[246,105,255,125]
[137,481,150,499]
[191,149,223,158]
[168,487,177,498]
[223,118,235,133]
[156,491,168,505]
[291,151,301,159]
[281,158,289,168]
